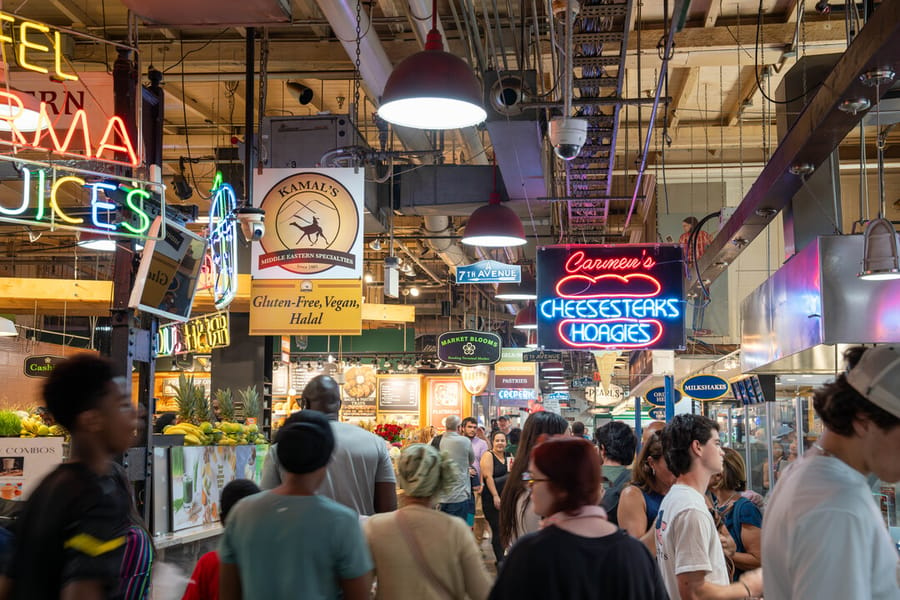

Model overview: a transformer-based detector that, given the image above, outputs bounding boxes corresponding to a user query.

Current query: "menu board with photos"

[377,376,421,413]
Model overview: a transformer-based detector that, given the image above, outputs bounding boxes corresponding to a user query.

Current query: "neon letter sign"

[0,90,138,167]
[537,245,685,351]
[0,166,152,236]
[207,171,239,310]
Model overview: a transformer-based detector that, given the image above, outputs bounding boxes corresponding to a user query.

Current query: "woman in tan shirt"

[364,444,492,600]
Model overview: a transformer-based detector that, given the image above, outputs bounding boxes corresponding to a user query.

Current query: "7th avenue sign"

[523,350,563,362]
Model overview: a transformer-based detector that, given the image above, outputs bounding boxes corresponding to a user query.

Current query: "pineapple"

[238,386,260,424]
[169,373,198,424]
[194,388,212,425]
[214,388,234,423]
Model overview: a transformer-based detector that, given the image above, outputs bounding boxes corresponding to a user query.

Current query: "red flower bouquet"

[374,423,404,444]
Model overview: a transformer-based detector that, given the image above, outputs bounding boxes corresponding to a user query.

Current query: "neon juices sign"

[0,12,155,238]
[536,245,685,350]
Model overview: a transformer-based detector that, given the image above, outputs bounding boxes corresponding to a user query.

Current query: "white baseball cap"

[846,346,900,419]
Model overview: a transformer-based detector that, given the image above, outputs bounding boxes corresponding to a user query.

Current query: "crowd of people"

[0,345,898,599]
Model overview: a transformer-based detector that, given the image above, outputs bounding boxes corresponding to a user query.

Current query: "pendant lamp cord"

[353,1,363,127]
[432,0,437,32]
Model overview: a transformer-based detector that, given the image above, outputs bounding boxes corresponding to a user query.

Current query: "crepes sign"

[537,244,685,350]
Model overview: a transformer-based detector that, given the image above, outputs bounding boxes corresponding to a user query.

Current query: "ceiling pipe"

[423,215,469,268]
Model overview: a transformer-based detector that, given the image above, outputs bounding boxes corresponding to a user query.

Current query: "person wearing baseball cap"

[219,410,373,600]
[762,346,900,600]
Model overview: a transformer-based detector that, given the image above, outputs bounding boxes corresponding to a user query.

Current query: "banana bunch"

[20,418,59,438]
[163,422,211,446]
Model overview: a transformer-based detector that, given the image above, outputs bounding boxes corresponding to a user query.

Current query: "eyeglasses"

[521,472,550,488]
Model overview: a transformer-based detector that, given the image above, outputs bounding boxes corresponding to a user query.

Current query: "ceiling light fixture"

[377,0,486,130]
[0,63,45,133]
[368,238,383,251]
[858,77,900,281]
[542,361,564,372]
[838,97,871,115]
[0,317,16,337]
[513,301,537,330]
[495,272,537,300]
[363,271,374,283]
[461,192,526,247]
[76,231,117,252]
[859,216,900,280]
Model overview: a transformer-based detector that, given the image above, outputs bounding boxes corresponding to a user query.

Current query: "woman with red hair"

[489,437,667,600]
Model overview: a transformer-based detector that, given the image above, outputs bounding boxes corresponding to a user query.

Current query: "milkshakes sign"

[681,374,730,401]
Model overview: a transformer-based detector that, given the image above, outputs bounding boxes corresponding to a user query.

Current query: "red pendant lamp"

[461,161,527,247]
[378,0,486,130]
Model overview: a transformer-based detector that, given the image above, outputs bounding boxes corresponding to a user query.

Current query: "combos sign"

[537,245,685,350]
[682,374,730,401]
[23,355,65,378]
[437,330,502,366]
[157,313,230,357]
[252,169,364,280]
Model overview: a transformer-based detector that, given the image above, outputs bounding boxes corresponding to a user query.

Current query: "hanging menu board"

[377,376,421,413]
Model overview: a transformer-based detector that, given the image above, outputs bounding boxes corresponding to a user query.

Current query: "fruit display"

[163,420,265,446]
[0,410,67,438]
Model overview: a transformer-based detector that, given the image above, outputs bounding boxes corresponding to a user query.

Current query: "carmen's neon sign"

[537,245,685,350]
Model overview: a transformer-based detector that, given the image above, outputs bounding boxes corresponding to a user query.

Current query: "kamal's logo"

[257,172,360,275]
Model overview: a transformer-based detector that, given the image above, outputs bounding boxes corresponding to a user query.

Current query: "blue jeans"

[439,499,470,521]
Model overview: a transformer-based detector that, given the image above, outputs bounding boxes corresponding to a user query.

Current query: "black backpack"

[600,468,632,525]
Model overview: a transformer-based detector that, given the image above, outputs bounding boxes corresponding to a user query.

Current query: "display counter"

[153,443,268,536]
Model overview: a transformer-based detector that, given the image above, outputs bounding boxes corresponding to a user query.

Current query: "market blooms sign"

[437,330,502,366]
[537,244,685,350]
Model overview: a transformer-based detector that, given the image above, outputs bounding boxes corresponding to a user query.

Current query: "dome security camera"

[234,206,266,242]
[548,116,588,161]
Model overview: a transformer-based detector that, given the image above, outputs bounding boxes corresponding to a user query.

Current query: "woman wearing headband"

[364,444,491,600]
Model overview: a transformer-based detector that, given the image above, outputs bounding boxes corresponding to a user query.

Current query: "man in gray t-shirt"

[438,415,475,521]
[260,375,397,515]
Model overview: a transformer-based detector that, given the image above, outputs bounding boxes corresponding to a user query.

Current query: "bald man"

[261,375,397,515]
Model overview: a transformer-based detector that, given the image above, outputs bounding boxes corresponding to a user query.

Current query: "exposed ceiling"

[0,0,898,372]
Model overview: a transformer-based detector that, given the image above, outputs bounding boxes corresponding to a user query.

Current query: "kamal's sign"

[252,169,364,280]
[455,260,521,284]
[437,330,502,366]
[249,279,362,335]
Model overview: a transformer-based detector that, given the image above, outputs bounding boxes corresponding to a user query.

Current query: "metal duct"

[741,235,900,373]
[120,0,289,25]
[423,215,468,268]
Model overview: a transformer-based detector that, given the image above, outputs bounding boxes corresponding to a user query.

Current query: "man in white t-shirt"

[763,346,900,600]
[260,375,397,515]
[655,414,763,600]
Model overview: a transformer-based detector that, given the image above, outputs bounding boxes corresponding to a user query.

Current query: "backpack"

[600,468,632,525]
